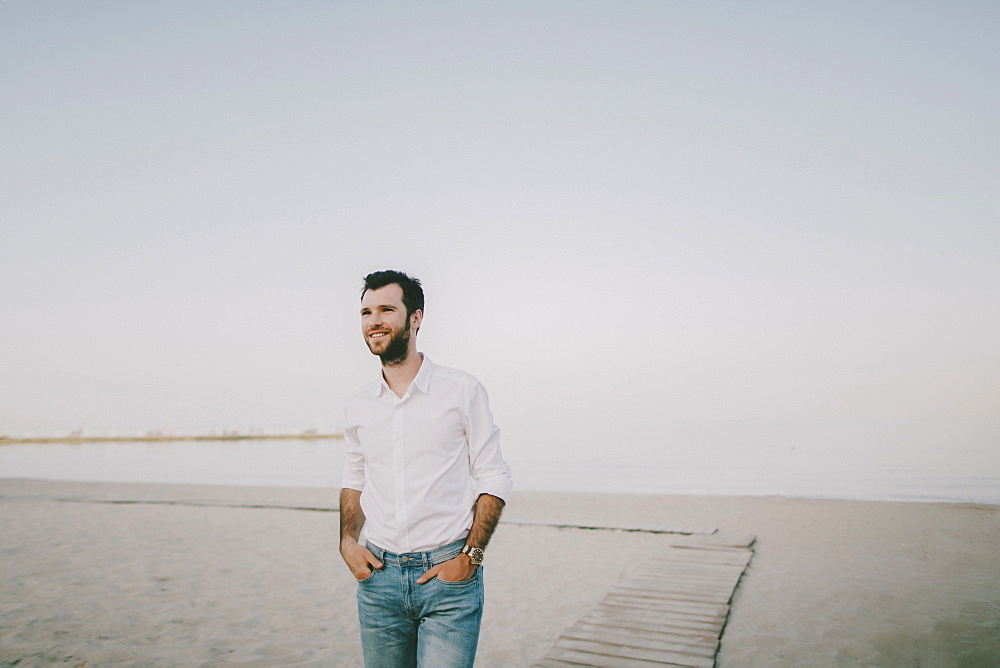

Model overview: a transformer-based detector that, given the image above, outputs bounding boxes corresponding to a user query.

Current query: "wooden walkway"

[536,536,754,667]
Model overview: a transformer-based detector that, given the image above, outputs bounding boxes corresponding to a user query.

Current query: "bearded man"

[339,270,513,668]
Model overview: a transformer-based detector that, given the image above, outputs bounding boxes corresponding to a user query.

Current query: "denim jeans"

[357,538,484,668]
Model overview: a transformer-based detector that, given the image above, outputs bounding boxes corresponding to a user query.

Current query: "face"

[360,284,420,364]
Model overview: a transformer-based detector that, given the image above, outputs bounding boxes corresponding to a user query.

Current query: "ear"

[410,309,423,333]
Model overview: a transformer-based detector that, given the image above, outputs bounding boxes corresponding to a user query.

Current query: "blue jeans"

[357,538,484,668]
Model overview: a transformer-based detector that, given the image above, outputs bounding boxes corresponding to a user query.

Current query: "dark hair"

[362,270,424,318]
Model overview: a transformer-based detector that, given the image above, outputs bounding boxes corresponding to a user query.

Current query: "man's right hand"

[340,539,384,581]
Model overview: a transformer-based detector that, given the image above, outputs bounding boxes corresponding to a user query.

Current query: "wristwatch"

[461,544,485,566]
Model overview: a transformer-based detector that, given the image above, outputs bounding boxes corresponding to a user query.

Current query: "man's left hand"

[416,555,477,584]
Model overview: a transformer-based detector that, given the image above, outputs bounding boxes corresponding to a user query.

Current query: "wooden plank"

[580,610,723,636]
[642,560,747,574]
[603,597,731,618]
[561,625,718,657]
[615,578,740,596]
[634,565,745,577]
[571,620,719,650]
[594,605,727,628]
[610,588,737,606]
[627,569,738,582]
[556,636,715,664]
[618,581,741,598]
[684,532,757,548]
[559,628,717,657]
[600,594,728,611]
[632,561,746,573]
[638,567,745,580]
[584,604,724,628]
[552,638,716,667]
[602,594,731,617]
[648,552,751,566]
[580,608,723,637]
[631,564,740,575]
[544,644,710,667]
[655,543,752,555]
[641,559,744,570]
[618,570,739,585]
[581,616,721,641]
[588,607,726,633]
[541,647,695,666]
[592,607,727,632]
[662,551,752,565]
[623,576,743,592]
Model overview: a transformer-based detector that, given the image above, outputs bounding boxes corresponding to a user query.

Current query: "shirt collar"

[374,354,434,397]
[411,354,433,394]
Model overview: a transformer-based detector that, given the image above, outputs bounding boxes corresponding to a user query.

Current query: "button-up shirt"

[341,356,513,554]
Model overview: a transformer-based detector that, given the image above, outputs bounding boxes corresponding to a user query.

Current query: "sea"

[2,417,998,504]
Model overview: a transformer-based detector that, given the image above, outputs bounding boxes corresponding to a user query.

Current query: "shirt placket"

[392,396,409,553]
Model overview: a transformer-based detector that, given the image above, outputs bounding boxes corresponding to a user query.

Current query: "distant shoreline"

[0,433,344,445]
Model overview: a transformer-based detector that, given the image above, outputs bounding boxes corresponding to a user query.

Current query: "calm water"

[2,417,998,504]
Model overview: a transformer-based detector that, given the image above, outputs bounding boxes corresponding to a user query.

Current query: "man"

[340,270,513,668]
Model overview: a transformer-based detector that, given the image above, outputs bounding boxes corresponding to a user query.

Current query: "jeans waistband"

[365,537,466,569]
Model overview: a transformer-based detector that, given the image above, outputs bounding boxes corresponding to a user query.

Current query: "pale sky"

[2,1,997,437]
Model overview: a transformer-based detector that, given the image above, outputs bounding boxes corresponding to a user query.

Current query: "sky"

[2,1,998,438]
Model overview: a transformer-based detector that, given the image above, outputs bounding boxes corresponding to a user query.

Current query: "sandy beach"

[1,479,997,666]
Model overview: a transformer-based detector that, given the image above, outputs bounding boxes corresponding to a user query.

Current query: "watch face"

[466,546,484,564]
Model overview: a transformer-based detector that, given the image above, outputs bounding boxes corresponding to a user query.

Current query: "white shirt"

[341,356,513,554]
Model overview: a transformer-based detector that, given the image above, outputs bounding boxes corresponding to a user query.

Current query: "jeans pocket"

[436,569,479,587]
[356,568,378,584]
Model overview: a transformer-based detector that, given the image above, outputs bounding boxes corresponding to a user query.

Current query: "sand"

[1,479,997,666]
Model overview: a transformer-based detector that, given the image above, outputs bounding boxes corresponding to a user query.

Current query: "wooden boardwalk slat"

[637,564,749,578]
[560,626,718,658]
[571,620,720,650]
[685,532,756,548]
[615,578,740,596]
[609,588,738,607]
[623,574,744,591]
[580,610,724,636]
[580,615,723,640]
[538,538,755,667]
[549,638,716,667]
[602,598,732,618]
[608,587,729,609]
[594,598,728,618]
[648,551,752,565]
[583,604,725,629]
[635,565,745,579]
[616,582,741,598]
[602,594,732,617]
[539,646,701,666]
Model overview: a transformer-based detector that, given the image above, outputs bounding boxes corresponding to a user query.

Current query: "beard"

[367,318,412,367]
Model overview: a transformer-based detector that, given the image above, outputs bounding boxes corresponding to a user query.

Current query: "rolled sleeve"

[340,409,366,492]
[465,381,513,502]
